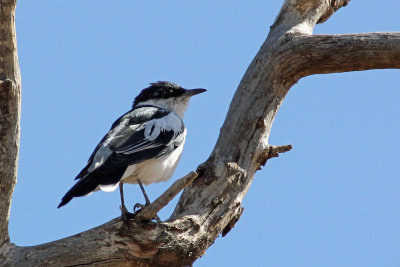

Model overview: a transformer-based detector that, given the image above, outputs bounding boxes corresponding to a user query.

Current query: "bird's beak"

[185,88,207,97]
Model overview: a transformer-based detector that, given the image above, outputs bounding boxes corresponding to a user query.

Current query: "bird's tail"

[57,175,99,208]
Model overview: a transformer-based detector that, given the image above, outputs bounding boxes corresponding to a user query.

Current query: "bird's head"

[133,81,206,117]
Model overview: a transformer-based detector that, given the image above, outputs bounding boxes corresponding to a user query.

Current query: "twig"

[267,144,292,159]
[257,144,292,170]
[135,171,198,221]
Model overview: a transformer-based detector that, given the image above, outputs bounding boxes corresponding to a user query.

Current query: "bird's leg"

[133,179,149,212]
[120,183,127,212]
[137,179,151,205]
[134,179,162,224]
[119,183,134,219]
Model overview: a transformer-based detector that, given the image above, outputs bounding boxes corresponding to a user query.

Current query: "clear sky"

[10,1,400,266]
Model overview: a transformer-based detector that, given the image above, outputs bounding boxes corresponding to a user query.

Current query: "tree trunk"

[0,0,20,248]
[1,0,400,266]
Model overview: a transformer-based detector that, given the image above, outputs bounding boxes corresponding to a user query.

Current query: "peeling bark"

[1,0,399,266]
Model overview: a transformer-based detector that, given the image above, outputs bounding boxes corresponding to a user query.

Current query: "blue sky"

[10,1,400,266]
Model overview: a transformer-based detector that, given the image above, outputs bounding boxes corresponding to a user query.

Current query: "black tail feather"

[57,175,100,208]
[57,194,73,208]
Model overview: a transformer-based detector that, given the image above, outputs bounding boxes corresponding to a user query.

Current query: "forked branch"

[1,0,400,266]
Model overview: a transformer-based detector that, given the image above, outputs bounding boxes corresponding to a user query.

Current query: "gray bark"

[0,0,20,248]
[1,0,399,266]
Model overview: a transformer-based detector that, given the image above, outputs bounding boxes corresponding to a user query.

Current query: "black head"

[133,81,206,107]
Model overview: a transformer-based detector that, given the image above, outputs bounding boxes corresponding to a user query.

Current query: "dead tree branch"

[0,0,20,247]
[280,33,400,80]
[1,0,399,266]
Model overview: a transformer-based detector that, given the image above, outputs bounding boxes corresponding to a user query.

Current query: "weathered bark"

[0,0,20,248]
[1,0,399,266]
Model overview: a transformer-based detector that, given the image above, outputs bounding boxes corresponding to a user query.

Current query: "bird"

[57,81,206,217]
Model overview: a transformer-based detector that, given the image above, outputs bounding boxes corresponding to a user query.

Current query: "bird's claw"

[154,214,162,224]
[133,203,146,213]
[133,202,162,224]
[120,205,135,220]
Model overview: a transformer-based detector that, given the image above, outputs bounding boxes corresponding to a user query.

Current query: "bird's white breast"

[121,128,186,185]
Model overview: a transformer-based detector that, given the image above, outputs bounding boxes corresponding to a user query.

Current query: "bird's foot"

[133,202,146,213]
[133,202,162,224]
[120,205,135,220]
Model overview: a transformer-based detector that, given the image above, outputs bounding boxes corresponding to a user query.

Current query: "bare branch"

[257,145,293,170]
[135,171,198,221]
[268,145,293,159]
[318,0,350,23]
[271,0,349,34]
[0,0,20,245]
[285,33,400,78]
[3,0,400,265]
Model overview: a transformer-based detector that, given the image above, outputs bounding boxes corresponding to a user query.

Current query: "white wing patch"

[143,120,160,141]
[144,112,183,141]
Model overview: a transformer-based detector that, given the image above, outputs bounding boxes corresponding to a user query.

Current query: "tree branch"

[0,0,21,246]
[281,33,400,79]
[135,171,198,221]
[318,0,350,23]
[3,0,399,266]
[271,0,349,34]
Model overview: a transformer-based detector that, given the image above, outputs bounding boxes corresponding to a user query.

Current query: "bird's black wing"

[59,106,185,208]
[75,105,176,179]
[98,123,185,176]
